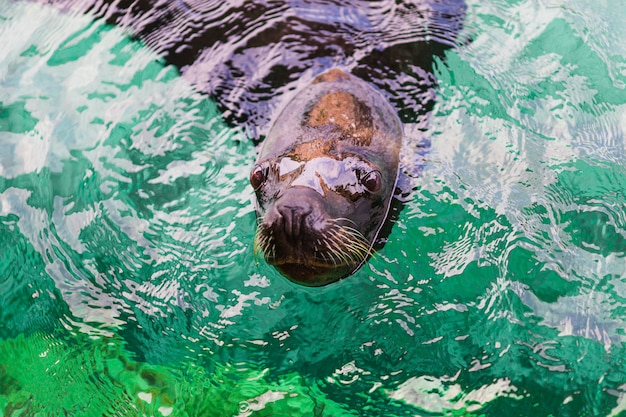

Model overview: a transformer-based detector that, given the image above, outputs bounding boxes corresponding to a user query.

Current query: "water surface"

[1,0,626,416]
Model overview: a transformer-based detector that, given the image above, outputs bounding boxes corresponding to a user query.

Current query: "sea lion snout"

[264,187,327,244]
[275,203,311,240]
[255,185,374,286]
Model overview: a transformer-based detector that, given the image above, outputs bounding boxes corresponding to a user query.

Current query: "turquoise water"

[1,0,626,416]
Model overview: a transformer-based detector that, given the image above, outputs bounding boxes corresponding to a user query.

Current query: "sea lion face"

[251,149,390,285]
[251,69,402,286]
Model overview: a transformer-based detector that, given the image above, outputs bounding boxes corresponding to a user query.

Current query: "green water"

[1,0,626,416]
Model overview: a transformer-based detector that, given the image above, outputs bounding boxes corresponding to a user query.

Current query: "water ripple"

[37,0,467,139]
[3,0,626,415]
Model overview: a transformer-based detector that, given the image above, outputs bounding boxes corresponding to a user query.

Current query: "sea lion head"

[250,69,401,286]
[251,142,394,285]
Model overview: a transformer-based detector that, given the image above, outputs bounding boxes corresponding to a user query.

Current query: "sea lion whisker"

[327,227,369,254]
[352,239,375,259]
[340,245,360,265]
[333,241,353,266]
[349,238,373,256]
[338,225,369,242]
[326,233,358,266]
[324,227,370,263]
[327,221,361,238]
[315,239,337,264]
[335,230,373,263]
[331,223,373,254]
[330,217,360,228]
[254,239,262,261]
[340,239,368,263]
[253,226,270,261]
[329,250,342,266]
[325,237,349,266]
[256,230,270,257]
[341,231,373,256]
[253,245,261,263]
[313,236,338,264]
[322,247,338,265]
[328,224,369,248]
[323,251,339,266]
[331,247,350,266]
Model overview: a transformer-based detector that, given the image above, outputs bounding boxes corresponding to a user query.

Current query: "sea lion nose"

[266,188,328,242]
[277,202,312,240]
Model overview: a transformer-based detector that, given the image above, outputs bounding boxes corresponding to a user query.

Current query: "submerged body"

[250,69,402,286]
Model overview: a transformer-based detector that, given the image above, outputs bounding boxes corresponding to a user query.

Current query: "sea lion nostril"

[277,203,312,239]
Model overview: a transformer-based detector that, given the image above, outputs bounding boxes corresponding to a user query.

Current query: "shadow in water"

[38,0,467,141]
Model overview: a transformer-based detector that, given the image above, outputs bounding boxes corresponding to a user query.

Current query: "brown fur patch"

[304,91,373,145]
[312,68,350,84]
[287,138,336,161]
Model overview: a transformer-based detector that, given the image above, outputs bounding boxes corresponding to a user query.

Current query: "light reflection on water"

[1,0,626,415]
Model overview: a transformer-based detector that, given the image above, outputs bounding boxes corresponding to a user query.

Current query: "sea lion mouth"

[269,256,349,268]
[254,218,373,285]
[272,262,354,287]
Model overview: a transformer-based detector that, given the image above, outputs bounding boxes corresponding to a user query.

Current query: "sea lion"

[250,69,402,286]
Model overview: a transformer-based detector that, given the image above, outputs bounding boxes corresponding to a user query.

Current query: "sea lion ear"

[250,164,268,190]
[360,170,382,193]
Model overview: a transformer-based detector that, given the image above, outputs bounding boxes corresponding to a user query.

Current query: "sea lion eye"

[250,164,267,190]
[360,170,382,193]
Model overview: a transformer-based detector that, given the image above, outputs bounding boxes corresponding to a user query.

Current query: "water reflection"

[2,0,626,415]
[38,0,467,139]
